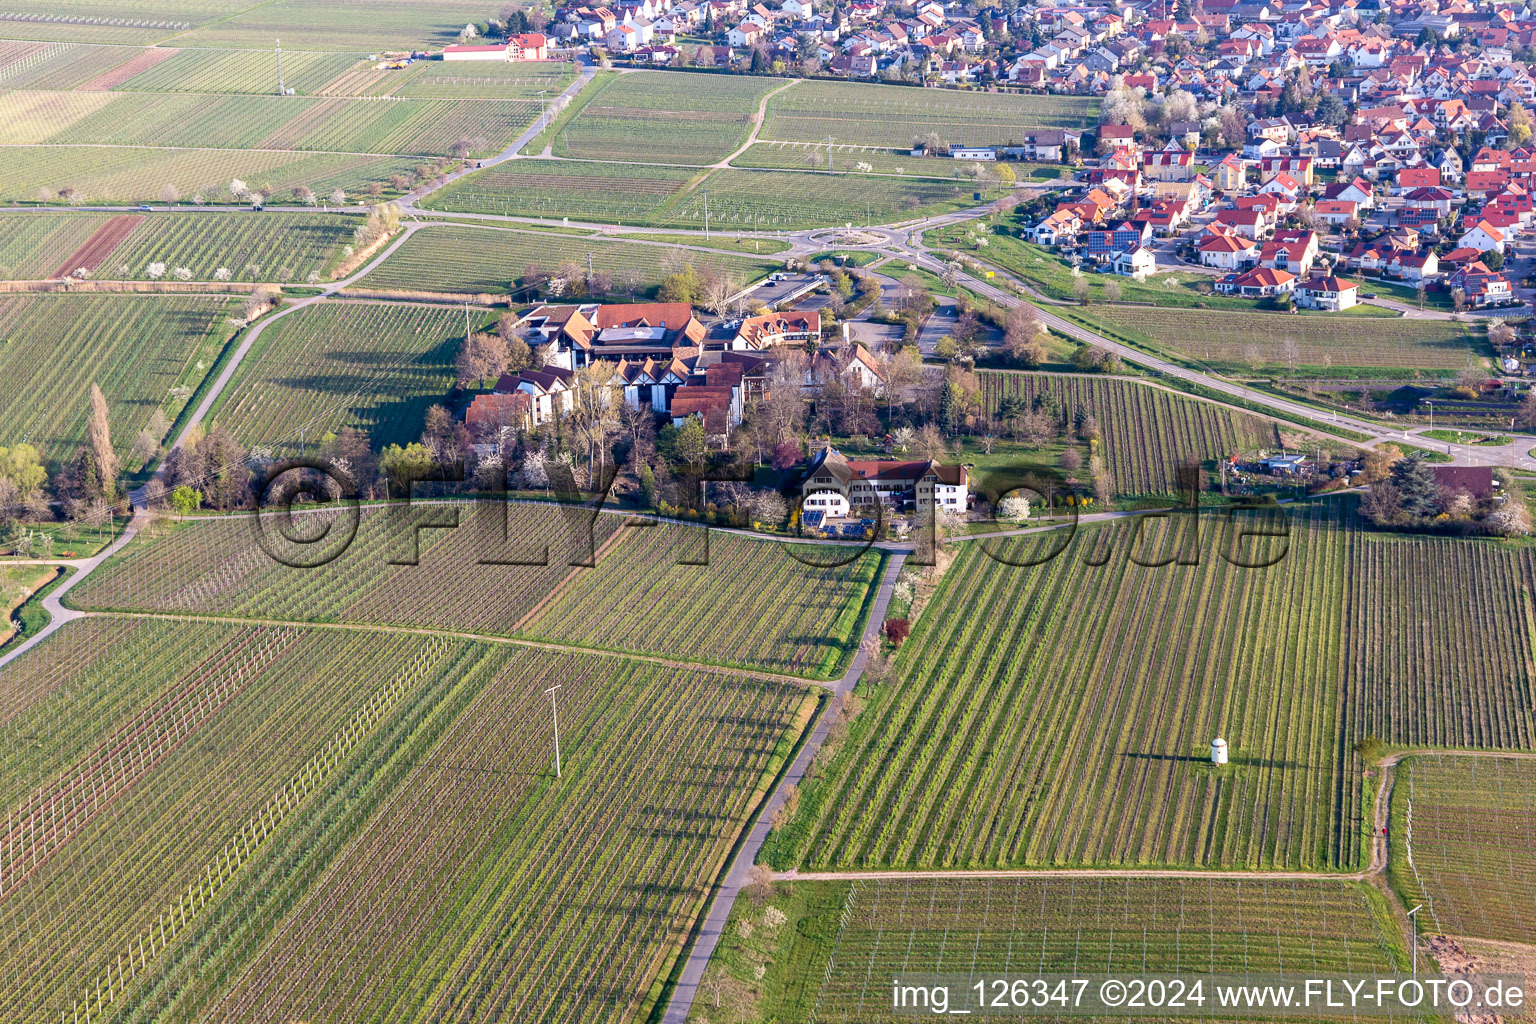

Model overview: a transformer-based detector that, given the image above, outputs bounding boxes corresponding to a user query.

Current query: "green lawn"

[1073,305,1479,377]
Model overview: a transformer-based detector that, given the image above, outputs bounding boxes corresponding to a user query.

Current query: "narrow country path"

[713,79,799,170]
[661,552,906,1023]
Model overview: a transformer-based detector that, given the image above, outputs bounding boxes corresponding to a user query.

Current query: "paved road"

[661,551,907,1024]
[881,241,1536,470]
[0,510,145,671]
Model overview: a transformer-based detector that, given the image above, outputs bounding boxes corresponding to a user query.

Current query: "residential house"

[492,366,575,426]
[1448,261,1515,307]
[1213,266,1296,297]
[732,310,821,349]
[1312,199,1358,226]
[1295,274,1359,310]
[1199,230,1259,270]
[800,445,968,518]
[1458,219,1508,253]
[1259,229,1319,275]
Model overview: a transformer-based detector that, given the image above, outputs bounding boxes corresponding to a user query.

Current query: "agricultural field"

[0,1,232,44]
[6,89,538,157]
[1391,755,1536,947]
[697,877,1408,1023]
[521,521,885,677]
[672,168,979,231]
[0,293,237,466]
[71,503,627,636]
[169,0,495,51]
[421,158,698,223]
[358,224,781,296]
[611,232,791,256]
[978,372,1282,498]
[109,45,358,94]
[424,160,980,230]
[0,210,356,281]
[1342,537,1536,750]
[765,501,1536,876]
[0,144,422,203]
[207,300,462,454]
[74,506,884,677]
[392,59,576,99]
[0,40,161,89]
[734,140,1069,181]
[0,210,108,278]
[1076,305,1478,375]
[551,71,778,165]
[0,615,811,1024]
[760,80,1099,149]
[764,505,1359,873]
[87,210,355,282]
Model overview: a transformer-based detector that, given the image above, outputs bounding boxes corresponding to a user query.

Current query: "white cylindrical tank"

[1211,737,1229,765]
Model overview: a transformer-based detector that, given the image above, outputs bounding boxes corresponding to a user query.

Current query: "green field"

[423,158,979,230]
[696,877,1408,1023]
[0,292,237,465]
[979,372,1281,497]
[0,210,106,278]
[760,81,1099,149]
[552,70,777,165]
[208,299,461,453]
[2,89,539,156]
[1077,305,1480,375]
[0,615,810,1024]
[0,144,422,203]
[168,0,495,51]
[611,231,791,255]
[423,157,698,222]
[1390,755,1536,946]
[735,140,1068,181]
[674,167,979,231]
[522,520,884,677]
[4,209,357,282]
[110,45,359,94]
[358,224,781,295]
[73,506,884,677]
[765,502,1536,874]
[72,503,626,634]
[933,227,1270,309]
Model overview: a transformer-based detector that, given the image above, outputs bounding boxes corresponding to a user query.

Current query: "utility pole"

[1407,905,1422,975]
[826,134,836,173]
[545,684,563,778]
[586,251,593,285]
[703,191,710,241]
[1426,399,1434,433]
[276,38,285,95]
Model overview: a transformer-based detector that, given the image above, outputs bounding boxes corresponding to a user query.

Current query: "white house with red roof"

[1260,229,1319,276]
[1214,266,1296,297]
[800,445,968,518]
[1199,230,1258,270]
[443,33,548,60]
[1296,274,1359,311]
[1448,261,1515,307]
[1458,219,1507,253]
[1212,206,1267,239]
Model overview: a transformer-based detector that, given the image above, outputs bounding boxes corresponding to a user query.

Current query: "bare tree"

[700,266,740,315]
